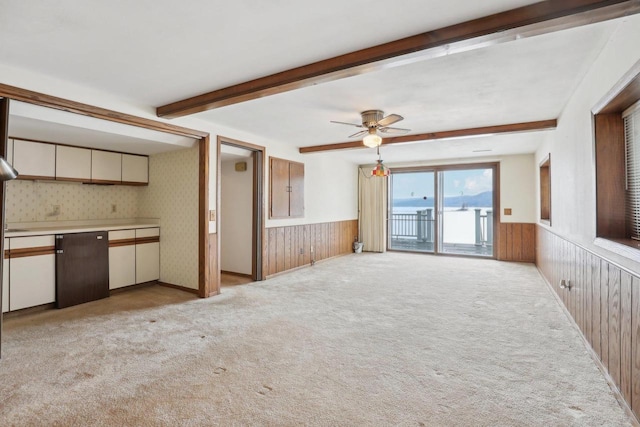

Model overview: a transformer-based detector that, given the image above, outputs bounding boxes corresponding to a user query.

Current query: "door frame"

[387,161,500,259]
[217,136,266,282]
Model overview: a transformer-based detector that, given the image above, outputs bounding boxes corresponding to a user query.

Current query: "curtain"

[358,166,387,252]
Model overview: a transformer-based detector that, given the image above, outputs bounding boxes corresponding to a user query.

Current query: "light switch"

[209,210,216,221]
[504,208,512,215]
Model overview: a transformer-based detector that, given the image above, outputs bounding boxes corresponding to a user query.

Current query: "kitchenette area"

[1,101,202,314]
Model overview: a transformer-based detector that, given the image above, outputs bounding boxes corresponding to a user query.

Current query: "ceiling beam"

[298,120,557,154]
[0,83,208,139]
[157,0,640,118]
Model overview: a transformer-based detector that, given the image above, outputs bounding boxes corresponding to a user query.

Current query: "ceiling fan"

[331,110,410,147]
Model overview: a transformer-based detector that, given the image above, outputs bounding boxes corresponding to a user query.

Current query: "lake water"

[391,206,493,244]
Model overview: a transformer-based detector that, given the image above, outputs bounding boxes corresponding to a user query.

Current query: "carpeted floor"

[0,253,633,426]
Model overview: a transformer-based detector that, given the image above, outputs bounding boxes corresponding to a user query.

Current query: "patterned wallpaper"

[138,146,199,291]
[6,180,141,222]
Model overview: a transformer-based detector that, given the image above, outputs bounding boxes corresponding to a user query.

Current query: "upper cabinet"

[56,145,91,181]
[91,150,122,184]
[122,154,149,185]
[269,156,304,219]
[13,139,55,180]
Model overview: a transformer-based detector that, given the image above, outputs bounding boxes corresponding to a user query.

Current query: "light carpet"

[0,252,633,426]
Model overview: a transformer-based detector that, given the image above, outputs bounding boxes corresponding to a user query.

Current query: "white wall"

[220,158,253,275]
[385,153,538,223]
[535,14,640,272]
[138,147,199,290]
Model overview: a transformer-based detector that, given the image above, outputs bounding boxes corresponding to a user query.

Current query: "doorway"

[217,137,265,286]
[388,163,498,258]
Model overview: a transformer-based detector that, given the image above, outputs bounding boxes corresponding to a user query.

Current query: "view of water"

[391,206,493,244]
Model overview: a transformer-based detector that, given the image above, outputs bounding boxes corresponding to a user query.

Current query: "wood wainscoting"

[265,219,358,277]
[497,222,536,262]
[537,225,640,422]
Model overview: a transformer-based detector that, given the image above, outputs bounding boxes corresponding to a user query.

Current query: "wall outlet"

[209,210,216,221]
[111,204,117,213]
[299,248,304,254]
[47,205,61,217]
[504,208,512,215]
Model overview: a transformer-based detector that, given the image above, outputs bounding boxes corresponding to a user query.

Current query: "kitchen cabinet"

[135,228,160,283]
[2,239,8,313]
[13,139,55,180]
[91,150,122,183]
[269,156,304,218]
[9,235,56,311]
[108,229,136,290]
[56,145,91,181]
[122,154,149,184]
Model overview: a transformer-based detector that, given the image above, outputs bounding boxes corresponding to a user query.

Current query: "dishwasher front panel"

[56,231,110,309]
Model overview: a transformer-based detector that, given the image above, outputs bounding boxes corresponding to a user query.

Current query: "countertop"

[4,221,160,238]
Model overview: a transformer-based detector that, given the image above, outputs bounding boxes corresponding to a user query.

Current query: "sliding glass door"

[389,164,496,258]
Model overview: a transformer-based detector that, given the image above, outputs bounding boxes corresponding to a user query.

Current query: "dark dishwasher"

[55,231,110,309]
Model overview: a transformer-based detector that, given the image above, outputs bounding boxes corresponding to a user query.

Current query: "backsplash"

[6,180,141,222]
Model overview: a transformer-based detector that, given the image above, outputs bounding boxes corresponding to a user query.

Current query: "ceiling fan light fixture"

[363,131,382,148]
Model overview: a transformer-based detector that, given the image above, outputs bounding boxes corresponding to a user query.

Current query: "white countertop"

[4,220,160,238]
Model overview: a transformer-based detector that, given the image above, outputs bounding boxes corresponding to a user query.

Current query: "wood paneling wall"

[497,223,536,262]
[537,226,640,420]
[265,219,358,277]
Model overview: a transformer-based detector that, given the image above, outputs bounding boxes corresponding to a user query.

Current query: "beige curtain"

[358,166,387,252]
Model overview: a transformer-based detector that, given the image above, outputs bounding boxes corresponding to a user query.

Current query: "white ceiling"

[0,1,629,163]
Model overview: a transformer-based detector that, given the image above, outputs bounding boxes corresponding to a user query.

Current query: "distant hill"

[393,191,493,208]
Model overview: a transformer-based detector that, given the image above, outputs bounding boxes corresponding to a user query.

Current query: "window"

[593,60,640,253]
[625,102,640,239]
[539,155,551,225]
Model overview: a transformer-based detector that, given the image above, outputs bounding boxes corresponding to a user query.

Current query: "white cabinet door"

[136,228,160,283]
[108,229,136,290]
[56,145,91,181]
[122,154,149,184]
[9,235,56,311]
[91,150,122,183]
[2,239,8,313]
[12,140,55,179]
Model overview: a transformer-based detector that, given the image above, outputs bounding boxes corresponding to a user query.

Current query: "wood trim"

[0,97,8,356]
[55,177,89,184]
[8,246,56,258]
[108,238,137,248]
[134,236,160,245]
[198,135,214,298]
[89,179,120,185]
[594,58,640,114]
[299,120,558,153]
[156,1,639,117]
[0,83,208,139]
[157,281,200,295]
[120,181,148,186]
[17,175,55,181]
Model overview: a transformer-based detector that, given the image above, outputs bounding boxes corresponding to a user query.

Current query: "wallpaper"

[138,146,199,290]
[6,180,141,222]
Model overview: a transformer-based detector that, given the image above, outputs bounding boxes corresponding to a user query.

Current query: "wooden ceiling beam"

[298,119,557,154]
[156,0,640,118]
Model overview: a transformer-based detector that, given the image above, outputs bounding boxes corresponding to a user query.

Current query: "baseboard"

[3,302,55,318]
[265,252,353,279]
[157,281,199,295]
[109,281,157,295]
[221,270,252,279]
[535,265,640,427]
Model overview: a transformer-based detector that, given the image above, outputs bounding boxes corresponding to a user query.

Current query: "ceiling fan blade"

[330,120,365,128]
[379,126,410,134]
[376,114,403,127]
[348,129,369,138]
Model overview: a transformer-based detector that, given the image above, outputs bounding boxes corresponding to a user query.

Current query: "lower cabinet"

[135,228,160,283]
[108,230,136,290]
[9,236,56,311]
[2,239,8,313]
